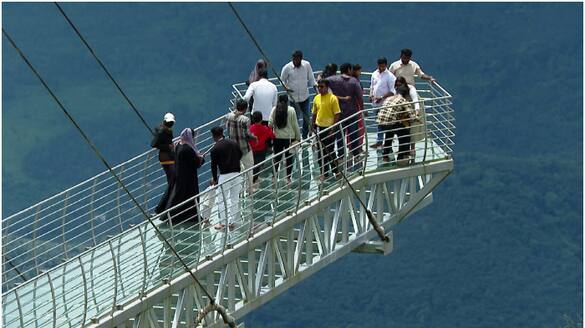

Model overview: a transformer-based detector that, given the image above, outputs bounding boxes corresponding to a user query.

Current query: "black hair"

[339,62,352,74]
[377,57,388,65]
[163,121,174,128]
[395,76,407,86]
[235,99,248,112]
[274,94,289,129]
[401,48,413,57]
[317,78,330,87]
[292,50,303,59]
[352,63,362,71]
[322,63,337,78]
[211,126,224,138]
[396,84,410,97]
[251,111,263,124]
[258,68,268,79]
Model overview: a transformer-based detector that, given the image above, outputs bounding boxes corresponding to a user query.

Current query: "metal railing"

[2,73,454,327]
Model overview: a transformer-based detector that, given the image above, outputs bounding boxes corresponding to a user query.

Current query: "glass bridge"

[2,73,454,328]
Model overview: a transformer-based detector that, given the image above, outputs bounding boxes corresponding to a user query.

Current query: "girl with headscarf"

[166,128,205,225]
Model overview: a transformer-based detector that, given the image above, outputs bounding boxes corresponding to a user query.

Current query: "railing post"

[166,211,177,281]
[108,240,119,316]
[117,164,126,233]
[137,225,148,296]
[90,178,98,246]
[78,256,89,327]
[219,184,229,250]
[33,205,40,275]
[142,152,153,210]
[62,190,70,260]
[46,271,57,328]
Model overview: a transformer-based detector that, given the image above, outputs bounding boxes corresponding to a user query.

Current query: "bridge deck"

[3,75,454,328]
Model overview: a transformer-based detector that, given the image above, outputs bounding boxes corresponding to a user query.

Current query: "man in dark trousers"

[210,126,243,230]
[151,112,176,214]
[327,62,364,169]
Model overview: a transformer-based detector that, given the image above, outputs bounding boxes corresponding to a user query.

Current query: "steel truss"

[88,159,452,328]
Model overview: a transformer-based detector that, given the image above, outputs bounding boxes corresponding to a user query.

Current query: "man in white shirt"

[389,48,435,86]
[243,69,277,124]
[369,57,396,148]
[280,50,317,139]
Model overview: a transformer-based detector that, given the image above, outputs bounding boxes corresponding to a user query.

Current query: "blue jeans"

[291,98,310,139]
[372,103,384,144]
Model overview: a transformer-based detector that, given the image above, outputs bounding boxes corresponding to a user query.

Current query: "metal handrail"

[2,74,454,328]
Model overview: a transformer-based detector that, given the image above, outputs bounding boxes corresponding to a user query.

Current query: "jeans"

[372,103,384,144]
[291,99,311,139]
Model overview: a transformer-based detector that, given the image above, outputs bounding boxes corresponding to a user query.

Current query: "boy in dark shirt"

[210,126,243,230]
[249,111,275,189]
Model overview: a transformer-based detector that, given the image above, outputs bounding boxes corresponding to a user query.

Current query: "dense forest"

[3,3,582,327]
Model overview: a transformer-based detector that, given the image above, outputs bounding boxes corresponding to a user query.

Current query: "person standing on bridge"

[151,112,176,215]
[243,68,277,125]
[245,59,268,110]
[312,79,341,181]
[210,126,243,230]
[249,111,275,190]
[166,128,204,225]
[225,99,257,194]
[280,50,317,139]
[389,48,436,87]
[269,94,301,184]
[327,62,364,169]
[369,57,396,149]
[377,84,414,166]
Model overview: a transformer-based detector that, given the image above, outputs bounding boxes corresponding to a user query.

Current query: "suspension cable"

[2,28,236,327]
[53,2,154,136]
[228,2,388,242]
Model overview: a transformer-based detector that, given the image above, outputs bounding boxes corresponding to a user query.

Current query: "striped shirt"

[225,112,255,154]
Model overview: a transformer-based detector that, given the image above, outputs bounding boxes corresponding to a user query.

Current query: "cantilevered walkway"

[2,73,454,327]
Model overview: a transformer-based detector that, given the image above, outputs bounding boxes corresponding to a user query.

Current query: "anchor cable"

[53,2,154,136]
[2,28,236,327]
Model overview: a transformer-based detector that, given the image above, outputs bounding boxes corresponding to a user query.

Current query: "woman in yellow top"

[311,79,341,181]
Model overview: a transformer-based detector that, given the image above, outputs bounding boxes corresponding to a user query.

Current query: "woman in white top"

[269,94,301,183]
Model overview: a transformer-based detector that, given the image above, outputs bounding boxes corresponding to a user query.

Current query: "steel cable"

[2,28,239,327]
[53,2,154,136]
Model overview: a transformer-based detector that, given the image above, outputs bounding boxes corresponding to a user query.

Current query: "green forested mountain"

[2,2,582,327]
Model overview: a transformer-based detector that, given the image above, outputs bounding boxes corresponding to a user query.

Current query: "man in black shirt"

[210,126,243,230]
